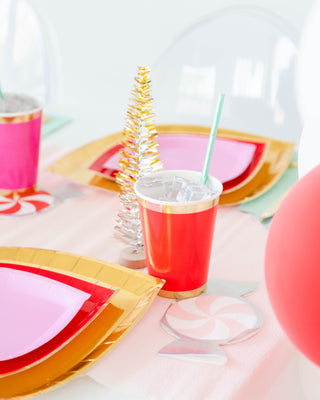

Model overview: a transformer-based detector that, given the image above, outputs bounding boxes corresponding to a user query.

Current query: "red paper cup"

[135,170,223,299]
[0,94,43,194]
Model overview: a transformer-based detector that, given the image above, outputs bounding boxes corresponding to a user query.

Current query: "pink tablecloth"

[0,143,294,400]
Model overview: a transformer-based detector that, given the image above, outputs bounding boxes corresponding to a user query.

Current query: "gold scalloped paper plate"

[0,247,164,399]
[48,125,295,206]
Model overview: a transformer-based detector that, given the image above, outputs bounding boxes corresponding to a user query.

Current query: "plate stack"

[48,125,295,207]
[0,246,163,398]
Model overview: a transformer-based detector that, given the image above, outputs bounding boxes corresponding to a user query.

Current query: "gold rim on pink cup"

[0,93,43,194]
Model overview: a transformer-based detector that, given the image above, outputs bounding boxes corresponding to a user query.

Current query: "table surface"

[0,110,309,400]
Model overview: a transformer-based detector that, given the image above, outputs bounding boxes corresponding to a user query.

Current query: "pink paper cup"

[0,94,43,193]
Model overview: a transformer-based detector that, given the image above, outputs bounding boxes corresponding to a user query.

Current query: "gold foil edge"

[159,284,206,299]
[138,197,219,214]
[0,110,42,123]
[47,124,295,206]
[0,247,164,399]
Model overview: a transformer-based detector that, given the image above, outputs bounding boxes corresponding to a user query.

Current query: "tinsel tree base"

[119,246,146,269]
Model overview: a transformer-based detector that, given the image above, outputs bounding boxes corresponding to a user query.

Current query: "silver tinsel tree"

[114,66,162,257]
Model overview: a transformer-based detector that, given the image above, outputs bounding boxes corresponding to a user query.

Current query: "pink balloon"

[265,165,320,366]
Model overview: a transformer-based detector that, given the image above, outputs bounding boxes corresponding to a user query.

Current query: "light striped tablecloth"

[1,142,294,400]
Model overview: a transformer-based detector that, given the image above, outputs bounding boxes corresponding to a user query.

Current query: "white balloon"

[298,120,320,177]
[296,1,320,122]
[296,1,320,176]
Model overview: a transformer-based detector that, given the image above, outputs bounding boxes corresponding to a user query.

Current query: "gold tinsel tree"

[115,66,162,254]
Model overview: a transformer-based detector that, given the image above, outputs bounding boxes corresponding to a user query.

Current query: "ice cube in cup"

[176,181,215,202]
[166,176,188,201]
[0,93,40,114]
[138,176,166,199]
[136,172,220,203]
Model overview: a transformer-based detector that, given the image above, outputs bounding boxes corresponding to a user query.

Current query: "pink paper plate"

[0,262,115,375]
[89,134,266,191]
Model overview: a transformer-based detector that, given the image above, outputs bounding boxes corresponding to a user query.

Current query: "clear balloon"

[152,6,302,143]
[0,0,50,103]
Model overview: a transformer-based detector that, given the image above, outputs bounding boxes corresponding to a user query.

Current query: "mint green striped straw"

[201,93,225,184]
[0,83,4,100]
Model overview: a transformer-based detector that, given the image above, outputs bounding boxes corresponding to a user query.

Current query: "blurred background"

[0,0,316,144]
[1,0,320,398]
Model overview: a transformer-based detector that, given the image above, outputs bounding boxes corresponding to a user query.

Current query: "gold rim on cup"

[0,93,43,123]
[135,170,223,215]
[159,284,207,299]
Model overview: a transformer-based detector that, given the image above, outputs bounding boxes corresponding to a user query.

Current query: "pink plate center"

[0,268,90,360]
